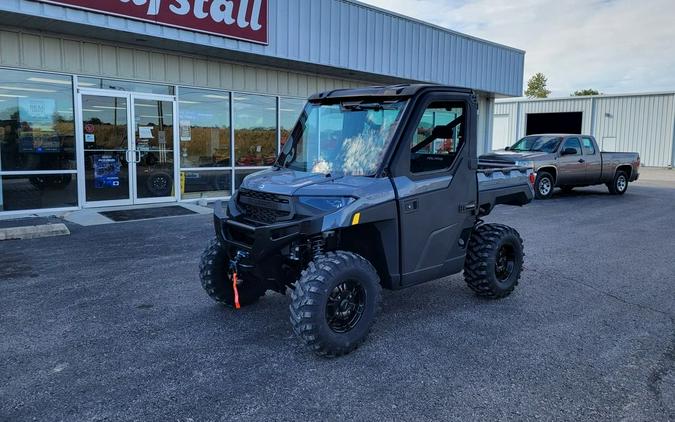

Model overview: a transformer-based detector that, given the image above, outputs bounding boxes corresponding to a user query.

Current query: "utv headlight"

[297,196,355,212]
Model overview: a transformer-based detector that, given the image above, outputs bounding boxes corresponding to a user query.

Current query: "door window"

[82,95,131,203]
[561,137,582,156]
[581,137,596,155]
[410,102,465,173]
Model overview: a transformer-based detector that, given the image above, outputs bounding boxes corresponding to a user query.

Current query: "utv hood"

[239,168,394,199]
[479,150,553,164]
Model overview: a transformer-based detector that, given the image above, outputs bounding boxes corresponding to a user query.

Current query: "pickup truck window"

[562,138,582,155]
[410,102,465,173]
[511,135,562,153]
[581,137,596,155]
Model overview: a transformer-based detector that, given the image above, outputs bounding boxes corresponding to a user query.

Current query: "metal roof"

[309,84,474,100]
[0,0,525,97]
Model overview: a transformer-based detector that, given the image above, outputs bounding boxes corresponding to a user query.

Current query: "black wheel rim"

[325,280,366,333]
[152,176,168,193]
[495,244,516,282]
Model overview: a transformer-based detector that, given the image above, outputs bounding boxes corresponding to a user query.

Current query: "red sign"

[38,0,268,45]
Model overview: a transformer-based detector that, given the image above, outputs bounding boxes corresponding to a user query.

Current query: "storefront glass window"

[178,88,232,199]
[279,97,306,147]
[0,70,75,171]
[233,94,277,167]
[178,89,230,168]
[78,77,174,95]
[1,174,78,211]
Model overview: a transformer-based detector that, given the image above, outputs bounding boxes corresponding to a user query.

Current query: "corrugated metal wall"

[493,95,675,167]
[594,95,675,167]
[0,27,370,98]
[0,0,525,96]
[494,102,518,144]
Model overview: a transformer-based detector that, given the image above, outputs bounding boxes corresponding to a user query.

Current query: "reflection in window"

[279,97,306,147]
[1,174,78,211]
[233,94,277,167]
[178,89,230,168]
[182,170,232,199]
[78,77,174,95]
[411,102,465,173]
[0,70,75,171]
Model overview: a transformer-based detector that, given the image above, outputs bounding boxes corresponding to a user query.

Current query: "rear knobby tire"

[534,171,555,200]
[464,224,524,299]
[607,170,629,195]
[289,251,382,358]
[199,237,266,308]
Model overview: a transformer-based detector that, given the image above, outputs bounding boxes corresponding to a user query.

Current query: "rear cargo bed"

[477,162,534,216]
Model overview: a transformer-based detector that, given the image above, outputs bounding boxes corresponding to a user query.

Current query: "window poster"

[94,155,121,189]
[180,120,191,142]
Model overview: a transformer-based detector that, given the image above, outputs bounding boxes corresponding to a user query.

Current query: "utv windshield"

[277,100,408,176]
[511,135,562,153]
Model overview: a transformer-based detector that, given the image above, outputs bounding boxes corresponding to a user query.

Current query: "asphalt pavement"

[1,178,674,421]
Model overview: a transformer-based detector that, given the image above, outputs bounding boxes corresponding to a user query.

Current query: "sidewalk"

[637,167,675,187]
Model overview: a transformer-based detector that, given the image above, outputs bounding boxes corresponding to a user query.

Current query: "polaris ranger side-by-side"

[200,85,535,357]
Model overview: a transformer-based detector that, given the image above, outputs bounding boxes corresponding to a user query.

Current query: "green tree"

[572,89,601,96]
[524,73,551,98]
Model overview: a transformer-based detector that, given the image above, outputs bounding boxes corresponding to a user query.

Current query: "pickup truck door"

[581,136,602,185]
[390,94,478,288]
[556,137,586,186]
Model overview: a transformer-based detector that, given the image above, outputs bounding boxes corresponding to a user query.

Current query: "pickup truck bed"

[477,162,534,216]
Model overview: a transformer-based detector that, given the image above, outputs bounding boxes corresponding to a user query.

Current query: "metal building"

[0,0,524,216]
[492,92,675,167]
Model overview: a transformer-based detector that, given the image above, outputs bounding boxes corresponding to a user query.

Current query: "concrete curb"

[0,223,70,241]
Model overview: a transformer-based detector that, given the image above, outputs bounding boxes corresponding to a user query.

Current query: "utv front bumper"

[213,201,322,262]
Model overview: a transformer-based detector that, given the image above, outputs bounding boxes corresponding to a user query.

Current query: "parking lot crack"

[529,268,672,318]
[530,268,675,419]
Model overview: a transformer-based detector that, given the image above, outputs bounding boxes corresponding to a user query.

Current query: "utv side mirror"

[504,146,511,151]
[561,147,577,156]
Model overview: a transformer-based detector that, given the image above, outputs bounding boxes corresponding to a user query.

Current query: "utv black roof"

[308,84,474,101]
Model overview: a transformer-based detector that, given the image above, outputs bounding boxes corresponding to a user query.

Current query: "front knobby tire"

[199,237,266,308]
[464,224,524,299]
[289,251,382,358]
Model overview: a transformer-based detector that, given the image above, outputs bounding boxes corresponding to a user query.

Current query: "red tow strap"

[232,272,241,310]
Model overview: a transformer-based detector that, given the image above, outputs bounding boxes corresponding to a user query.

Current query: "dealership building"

[0,0,524,216]
[491,92,675,168]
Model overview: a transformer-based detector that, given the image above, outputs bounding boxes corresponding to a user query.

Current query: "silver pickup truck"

[480,134,640,199]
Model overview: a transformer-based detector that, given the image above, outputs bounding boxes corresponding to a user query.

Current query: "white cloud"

[359,0,675,96]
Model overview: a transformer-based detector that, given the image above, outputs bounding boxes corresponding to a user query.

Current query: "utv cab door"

[390,93,478,287]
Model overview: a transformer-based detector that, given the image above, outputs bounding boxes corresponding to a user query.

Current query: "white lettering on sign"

[116,0,263,30]
[39,0,268,44]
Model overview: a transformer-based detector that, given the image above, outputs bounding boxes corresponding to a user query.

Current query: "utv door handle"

[460,202,477,213]
[403,199,419,213]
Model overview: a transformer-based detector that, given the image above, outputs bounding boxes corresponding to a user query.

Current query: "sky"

[359,0,675,97]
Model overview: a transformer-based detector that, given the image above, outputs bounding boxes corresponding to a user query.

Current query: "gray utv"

[200,85,534,357]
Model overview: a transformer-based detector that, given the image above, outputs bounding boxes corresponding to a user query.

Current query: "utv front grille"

[237,188,293,224]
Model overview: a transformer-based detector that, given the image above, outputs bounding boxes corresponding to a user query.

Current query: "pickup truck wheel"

[534,172,555,199]
[289,251,382,357]
[199,237,267,307]
[607,171,629,195]
[464,224,524,299]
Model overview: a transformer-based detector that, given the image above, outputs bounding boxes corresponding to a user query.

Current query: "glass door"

[131,95,177,203]
[80,93,133,206]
